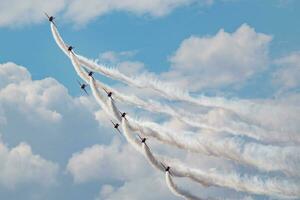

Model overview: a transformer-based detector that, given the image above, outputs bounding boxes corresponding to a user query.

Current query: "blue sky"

[0,0,300,200]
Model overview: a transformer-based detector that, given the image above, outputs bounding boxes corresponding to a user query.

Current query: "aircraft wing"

[110,120,115,126]
[44,12,50,19]
[160,162,167,171]
[76,79,82,87]
[83,88,89,95]
[137,134,143,141]
[116,128,122,135]
[103,87,109,95]
[83,67,88,73]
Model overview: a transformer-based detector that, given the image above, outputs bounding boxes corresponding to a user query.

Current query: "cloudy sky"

[0,0,300,200]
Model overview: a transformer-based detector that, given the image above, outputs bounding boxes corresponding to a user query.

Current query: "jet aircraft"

[77,80,88,95]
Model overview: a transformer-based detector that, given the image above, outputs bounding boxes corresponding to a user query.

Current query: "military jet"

[67,45,74,52]
[138,134,146,143]
[83,68,94,79]
[119,111,127,119]
[44,12,57,27]
[137,134,150,149]
[161,163,172,176]
[87,71,94,77]
[77,80,88,95]
[103,88,112,98]
[102,88,116,102]
[111,120,122,135]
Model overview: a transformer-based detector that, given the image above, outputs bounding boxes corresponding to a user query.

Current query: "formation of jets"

[46,13,173,177]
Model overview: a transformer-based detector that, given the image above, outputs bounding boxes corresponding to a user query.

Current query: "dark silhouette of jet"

[83,68,94,79]
[77,80,88,95]
[88,71,94,77]
[67,45,76,56]
[68,46,74,52]
[102,88,115,102]
[44,12,57,27]
[111,120,122,134]
[119,111,127,119]
[103,88,112,97]
[161,163,172,176]
[137,134,150,149]
[138,134,146,143]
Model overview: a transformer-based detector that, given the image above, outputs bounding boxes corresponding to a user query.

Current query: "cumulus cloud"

[98,51,146,76]
[0,0,66,27]
[0,63,65,123]
[0,0,214,27]
[0,61,107,178]
[167,24,272,91]
[95,176,175,200]
[64,0,206,26]
[67,137,149,183]
[0,62,31,87]
[0,138,59,188]
[99,51,139,64]
[273,51,300,93]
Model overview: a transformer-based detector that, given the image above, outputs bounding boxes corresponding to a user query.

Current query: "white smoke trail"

[78,56,300,144]
[88,60,300,199]
[167,158,300,199]
[78,56,300,147]
[142,142,211,187]
[51,23,211,129]
[121,117,142,152]
[69,40,300,177]
[77,55,223,108]
[165,171,204,200]
[88,71,300,197]
[51,23,69,57]
[70,52,88,82]
[141,136,300,199]
[51,22,299,144]
[76,54,271,124]
[156,124,299,176]
[89,76,121,123]
[98,80,300,176]
[50,22,300,199]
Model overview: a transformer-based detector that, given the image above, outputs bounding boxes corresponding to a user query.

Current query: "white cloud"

[66,137,150,183]
[0,138,59,188]
[0,62,31,87]
[253,93,300,134]
[0,63,66,123]
[273,51,300,92]
[116,61,145,76]
[0,62,100,126]
[99,51,138,64]
[0,0,66,27]
[98,51,146,76]
[0,61,108,187]
[167,24,272,91]
[96,176,175,200]
[0,0,216,27]
[64,0,201,26]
